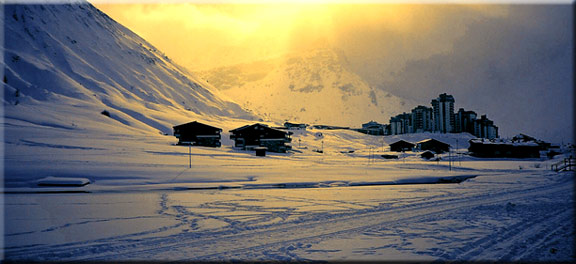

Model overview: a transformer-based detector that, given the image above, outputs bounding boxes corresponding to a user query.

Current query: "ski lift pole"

[403,150,405,163]
[456,139,461,166]
[189,142,193,168]
[448,147,452,171]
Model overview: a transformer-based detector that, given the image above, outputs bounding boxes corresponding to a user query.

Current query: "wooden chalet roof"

[230,123,288,135]
[415,138,450,147]
[173,121,222,132]
[389,140,415,147]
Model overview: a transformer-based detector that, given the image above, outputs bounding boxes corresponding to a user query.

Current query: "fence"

[551,158,576,172]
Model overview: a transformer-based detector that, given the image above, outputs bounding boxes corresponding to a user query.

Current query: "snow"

[470,138,540,146]
[2,2,574,262]
[4,167,574,261]
[36,176,91,187]
[5,114,575,261]
[197,48,417,127]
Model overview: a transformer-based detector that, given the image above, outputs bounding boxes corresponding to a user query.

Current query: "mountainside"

[197,49,415,127]
[3,3,254,136]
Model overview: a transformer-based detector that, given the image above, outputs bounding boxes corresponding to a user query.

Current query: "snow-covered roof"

[469,138,539,146]
[415,138,449,146]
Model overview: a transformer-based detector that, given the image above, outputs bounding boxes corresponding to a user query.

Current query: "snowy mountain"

[197,48,415,127]
[3,3,255,136]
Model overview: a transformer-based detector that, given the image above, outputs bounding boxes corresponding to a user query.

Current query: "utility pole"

[402,150,405,163]
[457,139,461,166]
[448,147,452,171]
[368,146,371,165]
[189,142,192,168]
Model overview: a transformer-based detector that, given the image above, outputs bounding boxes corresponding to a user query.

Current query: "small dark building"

[255,147,267,157]
[420,150,435,159]
[312,125,350,130]
[389,140,415,152]
[361,121,385,135]
[173,121,222,147]
[468,139,541,158]
[230,123,292,153]
[284,122,307,130]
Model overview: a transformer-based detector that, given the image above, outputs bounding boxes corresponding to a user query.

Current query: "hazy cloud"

[94,3,572,142]
[374,5,572,142]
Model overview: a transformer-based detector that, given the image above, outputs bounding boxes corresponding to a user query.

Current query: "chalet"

[360,121,385,135]
[173,121,222,147]
[389,140,415,152]
[415,139,450,154]
[512,134,551,150]
[312,125,350,130]
[468,139,540,158]
[284,122,307,130]
[230,123,292,153]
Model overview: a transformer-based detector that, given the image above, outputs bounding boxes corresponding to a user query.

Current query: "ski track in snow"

[5,172,573,262]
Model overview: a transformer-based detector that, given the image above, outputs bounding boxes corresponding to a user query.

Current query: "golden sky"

[93,2,508,71]
[89,2,572,142]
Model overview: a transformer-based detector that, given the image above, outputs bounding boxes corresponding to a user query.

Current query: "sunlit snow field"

[3,114,574,261]
[3,3,574,262]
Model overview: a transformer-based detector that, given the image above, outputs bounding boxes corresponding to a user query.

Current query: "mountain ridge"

[4,2,255,136]
[197,48,416,127]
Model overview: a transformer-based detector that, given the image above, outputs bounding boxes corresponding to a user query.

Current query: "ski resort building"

[173,121,222,147]
[376,93,499,139]
[473,115,499,139]
[230,123,292,153]
[415,139,451,154]
[512,134,551,150]
[454,108,477,134]
[389,140,415,152]
[411,105,434,133]
[468,138,540,158]
[431,93,455,133]
[284,122,308,130]
[390,113,412,135]
[360,121,386,135]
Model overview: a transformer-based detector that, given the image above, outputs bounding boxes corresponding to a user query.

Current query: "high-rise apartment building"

[411,105,433,133]
[431,93,455,133]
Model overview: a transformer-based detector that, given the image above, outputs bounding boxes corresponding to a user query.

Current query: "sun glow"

[93,2,441,70]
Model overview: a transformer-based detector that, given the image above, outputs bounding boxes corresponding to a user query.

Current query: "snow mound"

[36,176,91,187]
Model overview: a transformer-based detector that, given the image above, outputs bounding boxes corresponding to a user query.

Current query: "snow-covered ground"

[4,160,574,261]
[3,2,574,262]
[4,122,575,261]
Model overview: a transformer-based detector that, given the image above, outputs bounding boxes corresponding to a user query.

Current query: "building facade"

[431,93,455,133]
[390,113,412,135]
[381,93,499,139]
[411,105,434,133]
[454,108,477,134]
[230,123,292,153]
[361,121,385,135]
[173,121,222,147]
[473,115,499,139]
